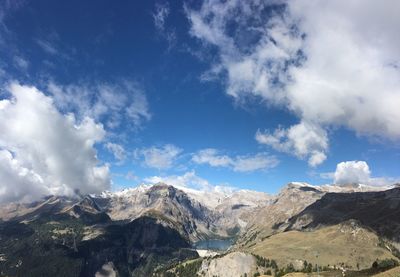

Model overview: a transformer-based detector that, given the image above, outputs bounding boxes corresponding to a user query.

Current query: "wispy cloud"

[105,142,127,163]
[47,79,151,130]
[144,170,236,193]
[135,144,183,170]
[0,0,25,30]
[35,38,58,55]
[13,55,29,71]
[152,2,177,49]
[153,2,170,31]
[125,171,138,181]
[192,148,279,172]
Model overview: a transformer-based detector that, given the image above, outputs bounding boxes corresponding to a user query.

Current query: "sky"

[0,0,399,203]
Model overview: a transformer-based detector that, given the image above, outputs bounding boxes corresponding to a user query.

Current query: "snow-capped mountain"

[91,182,271,241]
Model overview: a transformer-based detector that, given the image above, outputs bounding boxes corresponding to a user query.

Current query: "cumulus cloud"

[192,148,279,172]
[186,0,400,165]
[47,80,151,129]
[286,1,400,139]
[255,121,328,167]
[334,161,371,185]
[136,144,182,170]
[0,83,111,203]
[105,142,126,162]
[332,160,398,186]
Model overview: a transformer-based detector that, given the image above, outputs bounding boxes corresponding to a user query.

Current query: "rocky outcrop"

[199,252,257,277]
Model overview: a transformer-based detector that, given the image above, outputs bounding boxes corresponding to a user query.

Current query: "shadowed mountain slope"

[282,188,400,243]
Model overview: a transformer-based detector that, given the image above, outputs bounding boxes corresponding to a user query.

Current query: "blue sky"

[0,0,399,201]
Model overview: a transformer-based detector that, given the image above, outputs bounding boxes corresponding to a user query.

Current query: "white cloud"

[13,56,29,71]
[47,80,151,129]
[186,0,400,166]
[255,121,328,167]
[286,0,400,139]
[35,38,58,55]
[233,153,279,172]
[144,171,210,189]
[125,171,138,181]
[0,149,47,203]
[136,144,182,170]
[153,2,170,31]
[0,1,25,24]
[105,142,126,162]
[334,161,371,185]
[192,148,278,172]
[153,2,177,50]
[331,160,399,186]
[143,170,236,193]
[125,88,152,127]
[192,148,231,167]
[0,83,110,203]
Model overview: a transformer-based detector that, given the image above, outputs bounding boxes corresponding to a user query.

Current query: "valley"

[0,182,399,277]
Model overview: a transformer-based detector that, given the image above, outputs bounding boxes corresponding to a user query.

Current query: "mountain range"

[0,182,399,277]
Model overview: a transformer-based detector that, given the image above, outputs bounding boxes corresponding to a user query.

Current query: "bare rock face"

[0,195,75,221]
[92,183,271,242]
[236,183,325,248]
[95,262,117,277]
[93,183,221,241]
[199,252,257,277]
[213,189,272,233]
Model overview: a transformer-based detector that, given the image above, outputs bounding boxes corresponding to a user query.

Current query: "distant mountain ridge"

[0,182,271,242]
[0,181,394,243]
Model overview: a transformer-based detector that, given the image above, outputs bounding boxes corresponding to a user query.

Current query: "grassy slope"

[281,267,400,277]
[249,223,398,270]
[283,273,352,277]
[372,266,400,277]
